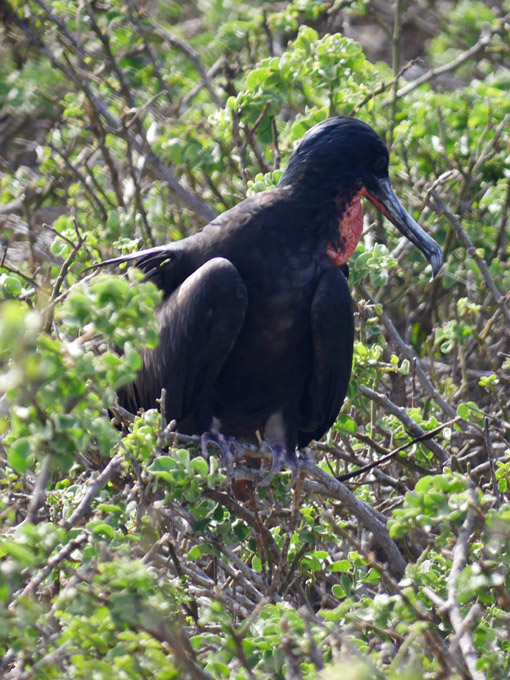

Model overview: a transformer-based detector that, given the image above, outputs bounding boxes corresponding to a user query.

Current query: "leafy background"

[1,0,510,678]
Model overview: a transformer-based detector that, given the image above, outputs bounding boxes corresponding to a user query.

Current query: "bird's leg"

[256,411,299,485]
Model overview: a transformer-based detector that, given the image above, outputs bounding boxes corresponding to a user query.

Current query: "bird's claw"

[201,428,243,480]
[201,429,301,488]
[258,442,299,487]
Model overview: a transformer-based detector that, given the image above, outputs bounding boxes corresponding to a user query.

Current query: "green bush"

[1,0,509,677]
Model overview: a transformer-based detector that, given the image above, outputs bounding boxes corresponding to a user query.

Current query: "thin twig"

[359,283,480,433]
[43,218,86,333]
[60,452,124,530]
[349,60,416,116]
[484,417,503,506]
[337,416,460,481]
[431,190,510,326]
[389,25,495,101]
[25,455,52,525]
[180,55,226,112]
[440,487,485,680]
[358,384,449,462]
[11,531,89,604]
[300,458,407,577]
[0,250,39,288]
[159,29,222,108]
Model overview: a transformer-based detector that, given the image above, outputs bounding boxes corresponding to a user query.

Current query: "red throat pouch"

[326,191,364,266]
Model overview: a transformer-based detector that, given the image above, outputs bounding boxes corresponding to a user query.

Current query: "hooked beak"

[362,177,443,277]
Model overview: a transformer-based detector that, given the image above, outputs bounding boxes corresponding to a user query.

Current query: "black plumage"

[99,117,442,457]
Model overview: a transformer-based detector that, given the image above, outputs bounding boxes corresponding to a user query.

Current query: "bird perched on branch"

[98,117,442,471]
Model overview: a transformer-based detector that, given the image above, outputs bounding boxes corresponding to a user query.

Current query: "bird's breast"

[213,259,318,410]
[209,231,340,442]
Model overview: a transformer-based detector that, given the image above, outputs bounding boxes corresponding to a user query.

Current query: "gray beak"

[364,177,443,277]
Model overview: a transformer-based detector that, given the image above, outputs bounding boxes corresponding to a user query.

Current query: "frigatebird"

[99,117,442,466]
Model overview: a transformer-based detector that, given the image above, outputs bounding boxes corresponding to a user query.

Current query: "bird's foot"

[200,429,301,488]
[201,427,243,480]
[258,442,298,486]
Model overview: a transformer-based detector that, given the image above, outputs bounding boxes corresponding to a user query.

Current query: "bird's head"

[280,117,442,276]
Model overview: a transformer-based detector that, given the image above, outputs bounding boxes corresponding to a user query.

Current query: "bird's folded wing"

[298,267,354,447]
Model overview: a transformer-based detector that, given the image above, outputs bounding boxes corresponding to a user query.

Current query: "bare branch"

[8,1,217,223]
[158,29,223,109]
[12,531,89,604]
[440,487,485,680]
[60,452,124,530]
[358,283,472,430]
[391,25,494,100]
[430,190,510,326]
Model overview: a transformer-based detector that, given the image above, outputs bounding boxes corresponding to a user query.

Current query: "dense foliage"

[1,0,510,678]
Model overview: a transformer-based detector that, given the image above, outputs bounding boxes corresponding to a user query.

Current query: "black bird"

[100,117,442,465]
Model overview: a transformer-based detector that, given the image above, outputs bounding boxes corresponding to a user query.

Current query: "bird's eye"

[373,157,387,176]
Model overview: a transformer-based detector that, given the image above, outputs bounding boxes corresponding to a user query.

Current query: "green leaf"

[87,521,115,539]
[362,568,381,584]
[335,414,357,434]
[148,456,177,472]
[191,457,209,476]
[332,584,346,599]
[457,403,470,419]
[97,503,122,514]
[330,560,351,573]
[187,543,213,560]
[7,437,34,474]
[245,67,270,90]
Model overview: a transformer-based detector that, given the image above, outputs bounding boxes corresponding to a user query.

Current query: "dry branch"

[60,451,124,530]
[431,190,510,326]
[441,487,485,680]
[389,23,496,101]
[3,0,217,222]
